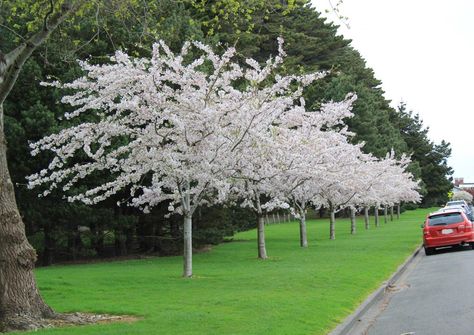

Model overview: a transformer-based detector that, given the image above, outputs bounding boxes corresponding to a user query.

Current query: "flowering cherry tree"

[227,57,360,257]
[368,152,421,214]
[309,146,421,239]
[230,137,291,259]
[269,94,358,247]
[343,151,421,232]
[452,190,473,204]
[28,39,308,276]
[227,78,329,258]
[310,140,374,239]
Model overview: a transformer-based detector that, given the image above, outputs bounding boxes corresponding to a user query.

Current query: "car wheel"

[424,246,434,256]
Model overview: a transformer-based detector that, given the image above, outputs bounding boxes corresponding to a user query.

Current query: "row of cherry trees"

[28,39,420,277]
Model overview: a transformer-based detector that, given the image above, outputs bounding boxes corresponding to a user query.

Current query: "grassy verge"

[31,208,433,335]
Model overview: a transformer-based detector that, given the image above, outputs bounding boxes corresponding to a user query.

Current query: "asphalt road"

[366,246,474,335]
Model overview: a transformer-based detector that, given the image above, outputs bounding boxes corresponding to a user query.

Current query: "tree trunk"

[350,207,356,235]
[374,205,380,227]
[0,2,88,330]
[257,212,267,259]
[384,206,388,223]
[329,208,336,240]
[299,209,308,248]
[397,203,401,219]
[255,196,267,259]
[364,206,369,230]
[180,179,195,278]
[183,213,193,277]
[0,105,54,331]
[390,206,394,221]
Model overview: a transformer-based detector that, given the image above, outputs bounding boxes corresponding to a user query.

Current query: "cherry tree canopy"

[452,190,473,203]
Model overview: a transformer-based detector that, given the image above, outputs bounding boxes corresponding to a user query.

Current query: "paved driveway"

[367,247,474,335]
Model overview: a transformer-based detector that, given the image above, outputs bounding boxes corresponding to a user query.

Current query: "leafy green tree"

[391,102,453,206]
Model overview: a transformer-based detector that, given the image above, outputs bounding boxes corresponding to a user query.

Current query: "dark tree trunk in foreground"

[0,2,84,330]
[383,206,388,223]
[390,206,394,221]
[0,107,55,332]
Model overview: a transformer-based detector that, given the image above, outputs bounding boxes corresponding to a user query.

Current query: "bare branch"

[43,0,54,31]
[0,23,26,42]
[1,0,86,105]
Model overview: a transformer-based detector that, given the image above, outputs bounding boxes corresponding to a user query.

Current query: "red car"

[422,209,474,255]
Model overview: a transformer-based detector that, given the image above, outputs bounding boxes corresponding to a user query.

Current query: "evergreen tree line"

[2,0,452,266]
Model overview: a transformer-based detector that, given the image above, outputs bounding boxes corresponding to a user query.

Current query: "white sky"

[312,0,474,182]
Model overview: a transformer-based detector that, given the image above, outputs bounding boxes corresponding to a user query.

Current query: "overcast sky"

[312,0,474,182]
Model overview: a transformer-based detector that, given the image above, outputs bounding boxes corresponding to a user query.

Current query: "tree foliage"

[391,102,453,206]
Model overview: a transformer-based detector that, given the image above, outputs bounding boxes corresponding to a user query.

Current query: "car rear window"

[428,213,463,226]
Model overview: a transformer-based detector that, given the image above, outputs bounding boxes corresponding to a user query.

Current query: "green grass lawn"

[31,208,433,335]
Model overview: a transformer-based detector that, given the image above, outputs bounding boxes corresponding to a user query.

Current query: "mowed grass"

[31,208,433,335]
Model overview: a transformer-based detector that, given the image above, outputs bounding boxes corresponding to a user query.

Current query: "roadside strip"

[327,245,423,335]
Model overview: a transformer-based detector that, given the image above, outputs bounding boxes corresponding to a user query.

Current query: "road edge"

[327,244,423,335]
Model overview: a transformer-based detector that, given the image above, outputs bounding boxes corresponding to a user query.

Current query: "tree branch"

[0,0,86,105]
[43,0,55,31]
[0,23,26,42]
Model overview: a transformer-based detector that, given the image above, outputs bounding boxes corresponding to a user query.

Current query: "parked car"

[438,205,473,221]
[422,209,474,255]
[446,200,469,207]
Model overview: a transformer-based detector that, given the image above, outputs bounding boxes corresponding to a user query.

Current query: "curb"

[327,245,423,335]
